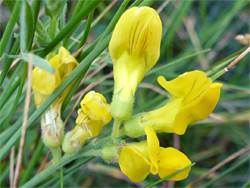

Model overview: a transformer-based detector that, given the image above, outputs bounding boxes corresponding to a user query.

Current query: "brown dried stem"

[13,54,33,188]
[10,146,15,188]
[223,46,250,72]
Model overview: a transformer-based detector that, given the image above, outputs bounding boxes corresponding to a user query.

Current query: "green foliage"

[0,0,249,187]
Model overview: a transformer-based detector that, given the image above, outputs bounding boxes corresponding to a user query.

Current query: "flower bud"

[62,126,90,154]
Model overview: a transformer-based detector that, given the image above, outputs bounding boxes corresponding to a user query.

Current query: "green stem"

[118,128,126,137]
[60,168,63,188]
[111,119,122,138]
[51,147,63,188]
[82,149,102,157]
[51,147,61,165]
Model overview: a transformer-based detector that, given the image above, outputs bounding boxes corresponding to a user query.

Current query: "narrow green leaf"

[144,163,196,188]
[1,63,27,129]
[21,53,55,73]
[20,0,34,53]
[0,35,20,87]
[19,142,44,185]
[0,77,21,109]
[35,20,51,47]
[40,1,101,57]
[78,10,94,49]
[0,0,21,57]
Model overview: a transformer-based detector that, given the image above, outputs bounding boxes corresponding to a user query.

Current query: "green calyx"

[41,108,64,148]
[101,144,122,163]
[124,113,146,137]
[111,89,134,120]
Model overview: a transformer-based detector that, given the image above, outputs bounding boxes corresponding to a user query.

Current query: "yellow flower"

[32,47,78,108]
[77,91,112,137]
[109,6,162,120]
[124,71,223,136]
[80,91,112,124]
[63,91,112,154]
[119,126,191,182]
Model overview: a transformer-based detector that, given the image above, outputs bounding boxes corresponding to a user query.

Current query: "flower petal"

[119,146,151,182]
[157,71,209,99]
[145,125,159,174]
[80,91,112,123]
[174,83,223,135]
[158,147,191,181]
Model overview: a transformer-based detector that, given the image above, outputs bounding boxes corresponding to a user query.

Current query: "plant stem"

[111,119,122,138]
[59,168,63,188]
[51,147,63,188]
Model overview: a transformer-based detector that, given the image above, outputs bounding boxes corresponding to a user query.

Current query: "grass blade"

[20,0,34,53]
[144,163,196,188]
[0,0,21,57]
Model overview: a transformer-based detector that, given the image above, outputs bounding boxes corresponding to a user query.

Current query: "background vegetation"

[0,0,249,187]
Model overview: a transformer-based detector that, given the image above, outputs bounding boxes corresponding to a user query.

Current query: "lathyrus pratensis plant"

[32,6,222,184]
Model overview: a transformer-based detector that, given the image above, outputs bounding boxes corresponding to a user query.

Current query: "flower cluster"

[31,5,223,185]
[106,6,222,183]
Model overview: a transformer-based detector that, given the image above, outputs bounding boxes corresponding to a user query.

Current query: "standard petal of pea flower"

[109,6,162,120]
[119,126,191,183]
[124,71,223,136]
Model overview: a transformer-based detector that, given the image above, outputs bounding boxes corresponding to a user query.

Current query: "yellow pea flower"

[109,6,162,120]
[77,91,112,137]
[124,71,223,136]
[119,126,191,182]
[32,47,78,148]
[119,126,159,182]
[80,91,112,124]
[32,46,78,108]
[63,91,112,154]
